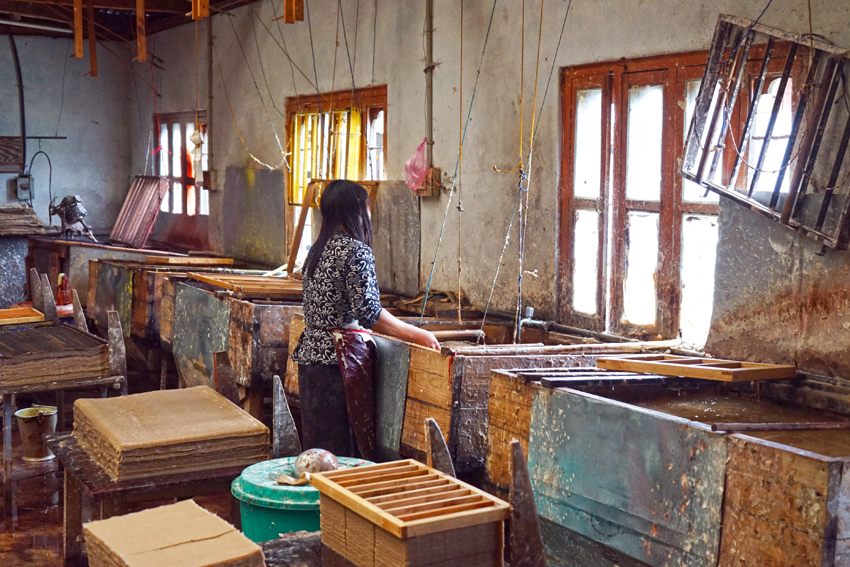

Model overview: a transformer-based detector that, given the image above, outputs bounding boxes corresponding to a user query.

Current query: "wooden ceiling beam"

[0,1,73,23]
[3,0,186,14]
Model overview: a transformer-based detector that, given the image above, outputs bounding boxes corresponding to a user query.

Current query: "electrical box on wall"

[16,175,32,201]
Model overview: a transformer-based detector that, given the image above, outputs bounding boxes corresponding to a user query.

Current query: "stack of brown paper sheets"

[0,324,109,388]
[84,499,265,567]
[74,386,269,481]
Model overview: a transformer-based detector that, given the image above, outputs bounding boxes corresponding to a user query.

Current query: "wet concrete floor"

[0,435,231,566]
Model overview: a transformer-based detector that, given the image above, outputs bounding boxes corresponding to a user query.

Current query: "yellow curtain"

[288,107,366,205]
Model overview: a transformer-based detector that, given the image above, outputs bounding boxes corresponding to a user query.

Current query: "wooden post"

[72,289,87,333]
[136,0,146,63]
[30,268,43,313]
[40,273,59,323]
[86,0,97,77]
[64,470,84,566]
[198,0,209,19]
[284,0,296,23]
[272,375,301,458]
[425,418,455,477]
[73,0,83,58]
[509,440,546,567]
[107,310,128,395]
[294,0,304,21]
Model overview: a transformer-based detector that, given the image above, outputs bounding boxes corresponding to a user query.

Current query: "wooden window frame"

[558,51,721,339]
[154,109,209,216]
[284,85,387,249]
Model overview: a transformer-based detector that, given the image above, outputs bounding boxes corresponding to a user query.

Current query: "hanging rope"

[226,14,286,158]
[480,0,573,335]
[457,0,464,325]
[513,0,546,342]
[213,42,287,170]
[306,0,323,114]
[419,0,499,324]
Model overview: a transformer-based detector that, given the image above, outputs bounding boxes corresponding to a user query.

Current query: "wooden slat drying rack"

[597,354,797,382]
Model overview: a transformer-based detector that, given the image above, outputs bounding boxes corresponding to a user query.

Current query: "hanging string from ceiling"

[226,14,287,158]
[305,0,323,113]
[419,0,500,325]
[513,0,546,342]
[478,0,574,338]
[457,0,464,326]
[249,3,286,118]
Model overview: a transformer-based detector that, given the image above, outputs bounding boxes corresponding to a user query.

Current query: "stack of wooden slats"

[109,176,169,248]
[73,386,269,480]
[0,324,108,388]
[0,204,52,235]
[84,500,264,567]
[311,460,510,567]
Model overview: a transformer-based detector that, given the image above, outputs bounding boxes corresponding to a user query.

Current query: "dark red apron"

[330,328,376,461]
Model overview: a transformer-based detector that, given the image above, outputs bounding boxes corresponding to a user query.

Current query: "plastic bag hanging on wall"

[404,138,428,192]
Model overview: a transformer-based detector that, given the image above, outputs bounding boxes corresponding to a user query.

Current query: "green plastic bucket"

[232,456,371,543]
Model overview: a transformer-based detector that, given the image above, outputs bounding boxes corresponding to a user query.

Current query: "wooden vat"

[228,298,302,388]
[527,377,850,567]
[159,275,189,352]
[286,314,673,470]
[27,237,171,308]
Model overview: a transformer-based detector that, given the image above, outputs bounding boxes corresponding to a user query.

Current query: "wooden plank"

[401,399,450,454]
[373,335,410,462]
[597,354,797,382]
[486,369,538,490]
[197,0,208,18]
[284,314,305,397]
[172,282,231,388]
[145,256,234,265]
[110,177,169,248]
[294,0,303,20]
[136,0,146,62]
[73,0,83,58]
[719,436,838,565]
[287,182,317,273]
[528,388,727,566]
[86,0,97,77]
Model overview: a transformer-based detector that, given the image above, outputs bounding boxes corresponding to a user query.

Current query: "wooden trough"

[286,313,678,474]
[522,367,850,567]
[169,278,302,390]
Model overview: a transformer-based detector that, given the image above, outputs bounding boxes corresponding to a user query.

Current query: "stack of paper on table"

[84,499,265,567]
[74,386,269,480]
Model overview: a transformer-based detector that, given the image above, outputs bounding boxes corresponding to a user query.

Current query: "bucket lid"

[231,457,372,510]
[15,406,57,419]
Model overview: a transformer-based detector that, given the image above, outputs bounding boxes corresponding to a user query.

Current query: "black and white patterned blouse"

[291,231,383,366]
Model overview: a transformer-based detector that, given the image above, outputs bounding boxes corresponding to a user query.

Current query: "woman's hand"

[371,309,441,351]
[411,328,440,351]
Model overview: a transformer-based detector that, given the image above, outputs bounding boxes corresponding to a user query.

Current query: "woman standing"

[291,180,439,457]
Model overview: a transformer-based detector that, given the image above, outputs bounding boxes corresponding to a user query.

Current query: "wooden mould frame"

[597,353,797,382]
[0,306,44,326]
[681,14,850,251]
[310,460,509,539]
[188,273,303,299]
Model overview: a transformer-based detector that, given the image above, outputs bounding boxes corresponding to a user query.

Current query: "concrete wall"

[0,35,131,233]
[134,0,850,322]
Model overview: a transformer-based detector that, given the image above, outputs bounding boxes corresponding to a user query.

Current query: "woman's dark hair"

[303,180,373,278]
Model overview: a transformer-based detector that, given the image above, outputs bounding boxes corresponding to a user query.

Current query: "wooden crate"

[228,298,302,388]
[311,460,509,567]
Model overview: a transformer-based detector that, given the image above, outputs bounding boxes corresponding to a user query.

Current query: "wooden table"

[261,532,355,567]
[46,432,244,567]
[2,375,126,517]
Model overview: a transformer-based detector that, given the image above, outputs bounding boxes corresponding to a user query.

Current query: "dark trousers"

[297,363,358,458]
